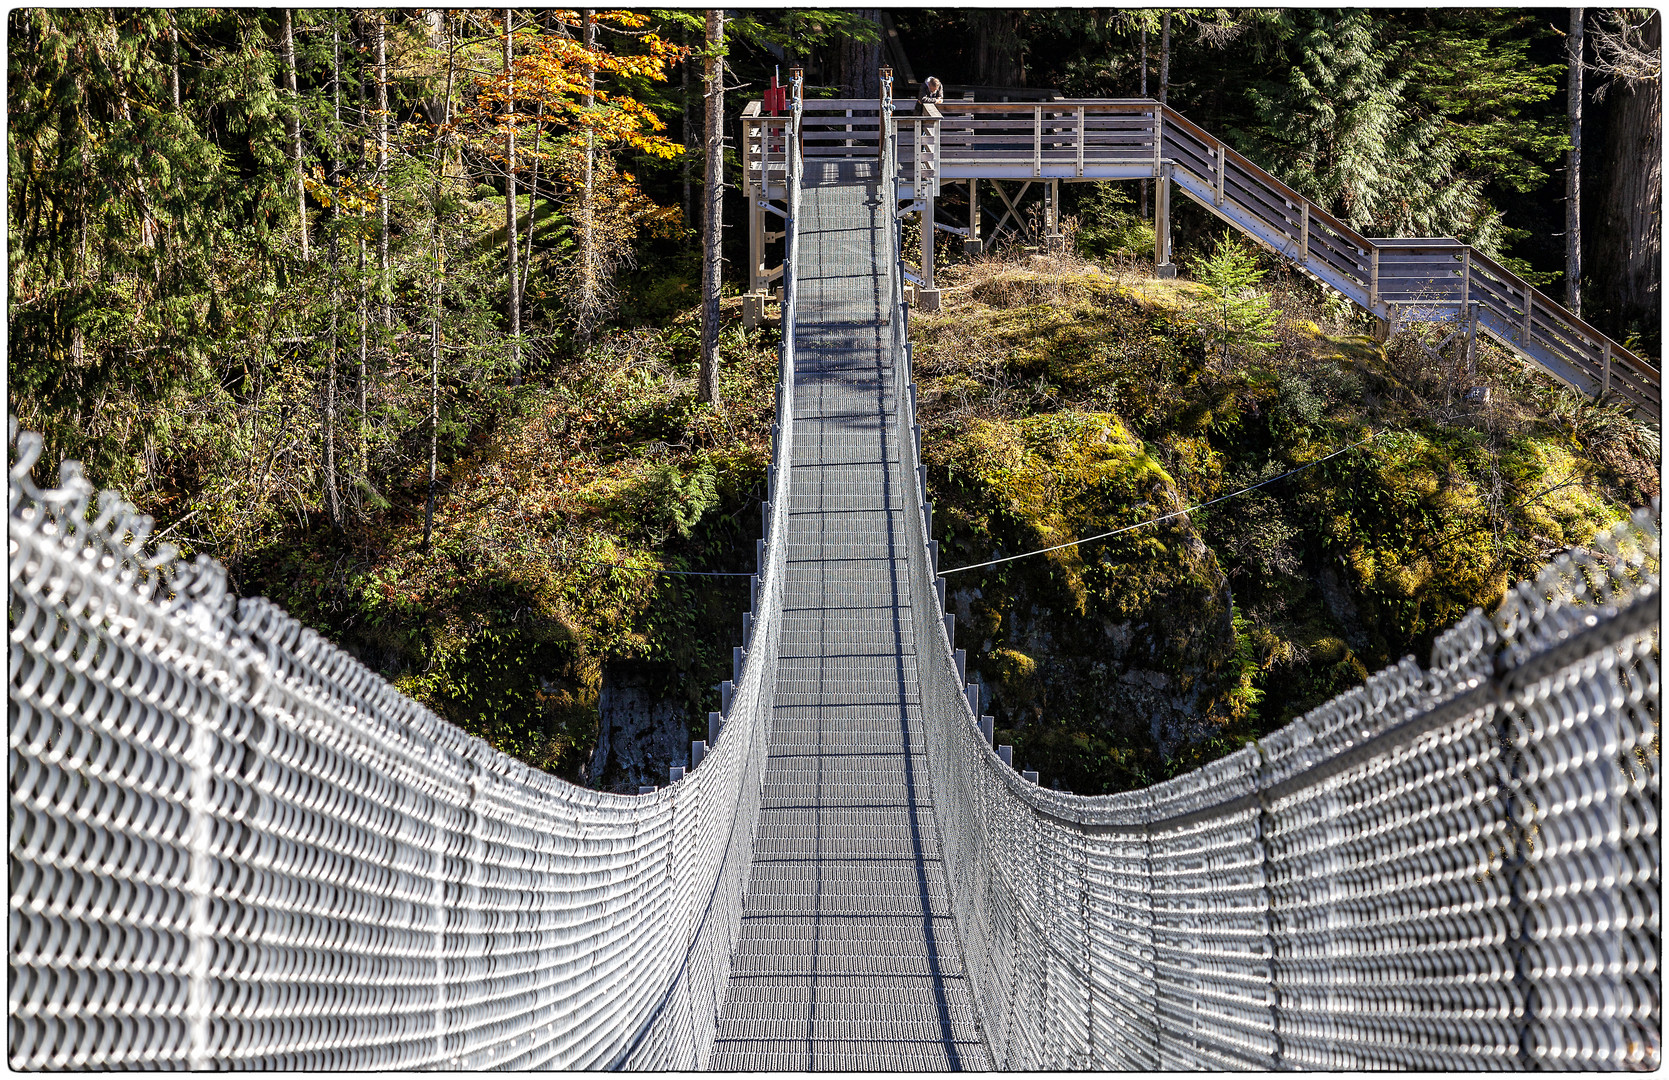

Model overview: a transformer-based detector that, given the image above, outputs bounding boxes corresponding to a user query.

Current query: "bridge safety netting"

[8,308,790,1069]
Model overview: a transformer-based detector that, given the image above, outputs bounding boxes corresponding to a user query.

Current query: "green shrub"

[1191,235,1278,363]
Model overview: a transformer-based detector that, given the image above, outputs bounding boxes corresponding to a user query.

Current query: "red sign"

[763,75,787,115]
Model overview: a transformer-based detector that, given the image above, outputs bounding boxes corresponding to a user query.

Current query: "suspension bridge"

[8,71,1662,1070]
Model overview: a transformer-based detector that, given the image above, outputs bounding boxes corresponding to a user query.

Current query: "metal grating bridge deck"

[710,169,990,1071]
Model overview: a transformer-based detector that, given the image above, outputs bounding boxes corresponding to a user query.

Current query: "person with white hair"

[920,75,943,105]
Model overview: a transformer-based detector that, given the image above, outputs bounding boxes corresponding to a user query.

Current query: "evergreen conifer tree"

[1242,10,1501,248]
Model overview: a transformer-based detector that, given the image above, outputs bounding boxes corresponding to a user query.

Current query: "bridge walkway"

[710,164,988,1071]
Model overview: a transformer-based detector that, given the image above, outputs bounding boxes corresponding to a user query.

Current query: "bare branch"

[1191,10,1248,48]
[1589,8,1661,101]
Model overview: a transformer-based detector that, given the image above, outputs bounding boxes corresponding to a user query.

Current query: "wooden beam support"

[988,180,1035,242]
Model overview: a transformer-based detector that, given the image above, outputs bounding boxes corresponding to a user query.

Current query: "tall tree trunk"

[580,9,598,343]
[683,23,693,236]
[425,15,457,552]
[836,10,883,96]
[698,8,724,408]
[324,18,342,528]
[523,101,542,303]
[376,12,390,329]
[169,11,180,110]
[1567,8,1583,313]
[504,9,520,371]
[1159,13,1171,106]
[1140,26,1148,218]
[357,14,369,489]
[968,10,1023,88]
[280,9,307,261]
[1592,12,1662,350]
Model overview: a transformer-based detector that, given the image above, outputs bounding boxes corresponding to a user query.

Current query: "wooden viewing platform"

[742,89,1660,421]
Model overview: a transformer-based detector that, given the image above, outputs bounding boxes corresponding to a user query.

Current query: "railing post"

[1602,340,1612,395]
[1034,104,1043,177]
[1461,247,1471,311]
[1155,163,1176,278]
[1298,204,1309,265]
[879,66,892,163]
[913,117,922,193]
[1523,285,1534,345]
[1076,105,1085,178]
[1213,143,1225,207]
[789,67,803,164]
[1369,246,1380,309]
[967,178,982,255]
[1153,104,1163,179]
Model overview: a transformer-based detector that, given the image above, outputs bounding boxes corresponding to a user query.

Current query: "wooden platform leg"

[748,188,763,295]
[1045,178,1064,252]
[919,194,940,312]
[1155,164,1176,278]
[965,178,982,256]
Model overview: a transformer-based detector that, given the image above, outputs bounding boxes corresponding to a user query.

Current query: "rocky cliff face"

[588,661,694,793]
[927,408,1245,790]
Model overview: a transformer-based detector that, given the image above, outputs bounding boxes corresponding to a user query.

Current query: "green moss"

[913,250,1652,794]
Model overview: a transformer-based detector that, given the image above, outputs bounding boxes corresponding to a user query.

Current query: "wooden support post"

[1214,145,1225,206]
[1298,204,1309,265]
[747,192,764,296]
[1046,178,1062,251]
[1602,340,1613,394]
[966,178,982,255]
[1155,163,1176,277]
[1369,247,1380,309]
[920,194,940,311]
[744,148,764,330]
[1523,287,1534,345]
[1461,248,1471,311]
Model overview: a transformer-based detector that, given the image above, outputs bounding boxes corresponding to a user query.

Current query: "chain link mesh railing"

[882,142,1661,1064]
[7,221,798,1073]
[879,102,1660,1069]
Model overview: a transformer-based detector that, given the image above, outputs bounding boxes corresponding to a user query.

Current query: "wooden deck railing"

[741,97,1660,418]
